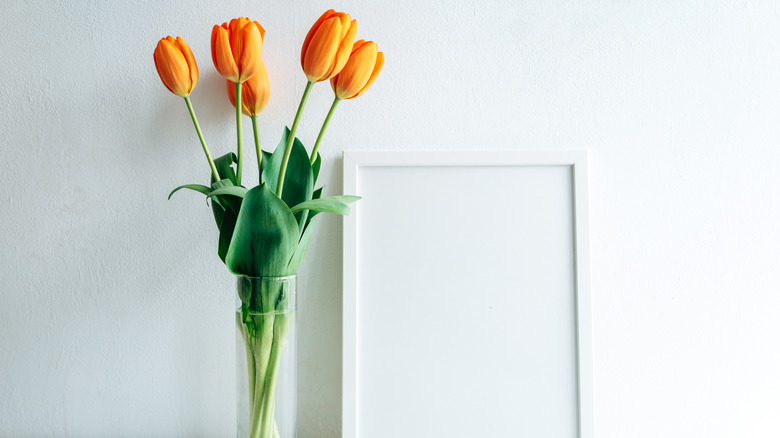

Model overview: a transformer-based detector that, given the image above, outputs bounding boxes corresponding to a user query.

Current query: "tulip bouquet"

[153,10,383,438]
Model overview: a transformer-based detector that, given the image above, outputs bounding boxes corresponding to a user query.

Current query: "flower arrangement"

[153,10,383,438]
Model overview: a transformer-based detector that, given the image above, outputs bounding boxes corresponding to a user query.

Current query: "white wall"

[2,0,779,437]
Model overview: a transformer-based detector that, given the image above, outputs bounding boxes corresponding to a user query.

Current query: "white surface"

[342,151,592,438]
[2,1,780,437]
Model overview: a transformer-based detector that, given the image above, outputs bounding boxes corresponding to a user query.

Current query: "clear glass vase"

[235,275,297,438]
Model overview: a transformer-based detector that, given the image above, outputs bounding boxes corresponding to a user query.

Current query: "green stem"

[183,96,220,181]
[252,115,262,183]
[235,82,244,186]
[310,97,341,164]
[237,312,256,412]
[248,315,275,438]
[277,81,314,198]
[259,326,289,437]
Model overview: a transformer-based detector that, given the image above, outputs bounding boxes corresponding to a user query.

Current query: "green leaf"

[261,128,288,190]
[290,196,361,215]
[210,153,238,229]
[296,184,325,235]
[262,127,314,231]
[212,152,238,186]
[209,185,242,264]
[258,150,272,178]
[208,185,248,199]
[208,180,242,262]
[168,184,212,200]
[262,127,314,211]
[288,215,318,273]
[217,208,238,262]
[312,186,325,200]
[211,196,225,229]
[225,184,300,277]
[311,152,321,184]
[302,185,327,230]
[211,179,241,215]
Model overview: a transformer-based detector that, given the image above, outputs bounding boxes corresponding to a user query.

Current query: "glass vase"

[235,275,297,438]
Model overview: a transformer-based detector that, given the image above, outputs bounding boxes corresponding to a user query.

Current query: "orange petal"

[330,75,337,94]
[246,61,270,115]
[211,24,229,67]
[338,14,351,40]
[153,44,175,95]
[154,37,190,97]
[228,18,245,62]
[351,40,366,53]
[353,51,384,99]
[338,39,370,86]
[210,25,220,70]
[226,78,237,109]
[335,42,377,99]
[212,25,239,82]
[323,19,357,80]
[303,17,342,82]
[301,10,336,65]
[242,82,255,115]
[237,21,262,82]
[254,21,265,42]
[175,36,198,94]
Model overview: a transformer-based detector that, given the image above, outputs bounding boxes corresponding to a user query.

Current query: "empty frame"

[343,151,592,438]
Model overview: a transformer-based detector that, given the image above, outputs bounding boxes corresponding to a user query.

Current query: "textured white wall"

[2,0,780,437]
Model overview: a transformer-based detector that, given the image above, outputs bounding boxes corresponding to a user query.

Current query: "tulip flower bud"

[301,10,357,82]
[211,17,265,83]
[330,40,384,99]
[227,61,270,116]
[153,36,199,97]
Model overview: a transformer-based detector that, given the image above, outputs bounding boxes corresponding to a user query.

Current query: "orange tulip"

[330,40,384,99]
[300,10,357,82]
[211,18,265,83]
[226,61,270,116]
[153,36,199,97]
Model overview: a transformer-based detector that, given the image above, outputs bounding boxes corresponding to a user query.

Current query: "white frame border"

[342,150,593,438]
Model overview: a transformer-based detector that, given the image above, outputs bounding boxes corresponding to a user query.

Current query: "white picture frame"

[342,151,593,438]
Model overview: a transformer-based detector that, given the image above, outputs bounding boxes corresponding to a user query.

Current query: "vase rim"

[235,274,296,280]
